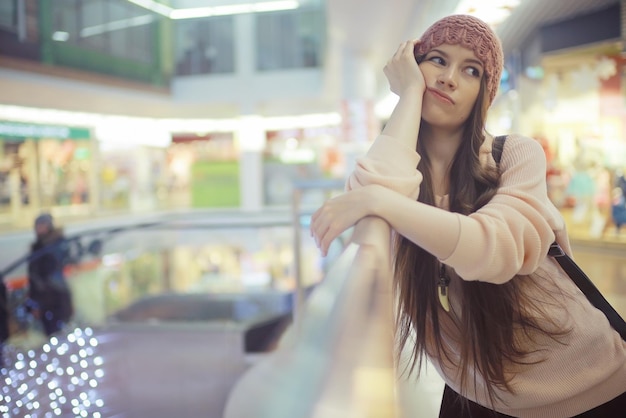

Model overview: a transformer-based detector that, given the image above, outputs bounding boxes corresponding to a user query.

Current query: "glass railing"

[0,201,399,417]
[0,210,340,417]
[223,218,399,418]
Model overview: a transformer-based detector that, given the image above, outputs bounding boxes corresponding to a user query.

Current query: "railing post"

[291,179,345,337]
[291,185,304,336]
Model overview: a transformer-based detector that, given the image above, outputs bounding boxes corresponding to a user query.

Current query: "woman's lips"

[427,88,454,105]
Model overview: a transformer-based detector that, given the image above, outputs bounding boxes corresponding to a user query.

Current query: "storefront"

[263,125,345,207]
[167,132,239,208]
[94,118,172,213]
[490,40,626,241]
[0,120,94,226]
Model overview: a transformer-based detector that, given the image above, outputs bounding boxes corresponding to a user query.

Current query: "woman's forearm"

[380,90,423,151]
[370,185,459,260]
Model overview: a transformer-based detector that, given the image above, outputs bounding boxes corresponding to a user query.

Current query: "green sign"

[0,121,91,140]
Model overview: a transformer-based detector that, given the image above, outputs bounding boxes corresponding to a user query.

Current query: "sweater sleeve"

[343,135,420,271]
[346,134,422,197]
[441,134,567,283]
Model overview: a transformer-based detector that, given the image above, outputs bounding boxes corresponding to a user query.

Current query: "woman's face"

[418,43,484,129]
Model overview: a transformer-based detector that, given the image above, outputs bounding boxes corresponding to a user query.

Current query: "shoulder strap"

[548,244,626,341]
[492,135,507,165]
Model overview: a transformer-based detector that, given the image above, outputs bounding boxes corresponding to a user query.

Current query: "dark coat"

[613,197,626,228]
[0,280,8,343]
[27,228,74,324]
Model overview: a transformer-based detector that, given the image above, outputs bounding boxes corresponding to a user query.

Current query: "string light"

[1,327,107,417]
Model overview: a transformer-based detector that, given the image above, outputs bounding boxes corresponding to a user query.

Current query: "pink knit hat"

[415,14,504,106]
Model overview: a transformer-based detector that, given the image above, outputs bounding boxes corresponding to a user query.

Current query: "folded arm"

[313,135,565,284]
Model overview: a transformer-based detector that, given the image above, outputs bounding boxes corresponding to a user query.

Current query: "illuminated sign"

[0,121,91,140]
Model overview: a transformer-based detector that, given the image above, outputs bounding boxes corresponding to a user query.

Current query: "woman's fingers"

[391,40,414,62]
[310,187,377,256]
[384,39,425,96]
[310,193,354,256]
[311,203,341,256]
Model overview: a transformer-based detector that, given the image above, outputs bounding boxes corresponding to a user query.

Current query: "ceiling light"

[169,1,299,19]
[169,5,249,19]
[52,31,70,42]
[127,0,172,17]
[80,15,154,38]
[248,0,300,13]
[454,0,521,27]
[128,0,299,20]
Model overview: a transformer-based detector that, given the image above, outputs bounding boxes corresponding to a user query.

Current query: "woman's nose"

[437,68,457,88]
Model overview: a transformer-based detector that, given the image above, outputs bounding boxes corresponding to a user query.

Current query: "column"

[340,48,379,144]
[235,13,265,211]
[236,115,265,211]
[339,48,381,178]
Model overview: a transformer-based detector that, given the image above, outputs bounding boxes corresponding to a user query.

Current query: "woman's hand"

[310,185,383,256]
[383,40,425,97]
[311,184,395,256]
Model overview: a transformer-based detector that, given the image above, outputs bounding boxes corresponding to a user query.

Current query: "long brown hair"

[393,78,567,407]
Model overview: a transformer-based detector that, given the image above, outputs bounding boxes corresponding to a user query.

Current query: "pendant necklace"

[438,263,451,312]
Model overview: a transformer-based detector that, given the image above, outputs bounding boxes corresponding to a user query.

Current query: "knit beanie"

[415,14,504,106]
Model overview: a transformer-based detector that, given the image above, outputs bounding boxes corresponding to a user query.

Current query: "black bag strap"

[492,135,507,165]
[492,134,626,341]
[548,243,626,341]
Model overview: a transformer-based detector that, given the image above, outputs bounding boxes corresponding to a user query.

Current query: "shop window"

[50,0,155,64]
[37,139,92,207]
[167,133,239,208]
[255,8,324,71]
[0,0,18,33]
[0,140,27,212]
[174,16,235,75]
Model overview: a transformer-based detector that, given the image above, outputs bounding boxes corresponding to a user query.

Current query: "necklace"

[438,263,451,312]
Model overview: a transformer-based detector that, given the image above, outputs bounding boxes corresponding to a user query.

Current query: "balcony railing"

[0,208,399,417]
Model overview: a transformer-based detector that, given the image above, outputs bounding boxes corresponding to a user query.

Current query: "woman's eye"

[429,56,445,65]
[466,67,481,77]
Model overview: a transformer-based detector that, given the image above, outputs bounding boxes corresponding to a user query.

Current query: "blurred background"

[0,0,625,417]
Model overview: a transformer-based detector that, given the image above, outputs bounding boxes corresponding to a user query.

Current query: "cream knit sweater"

[346,133,626,418]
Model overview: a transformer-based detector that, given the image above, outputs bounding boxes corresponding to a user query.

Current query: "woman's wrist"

[367,184,389,219]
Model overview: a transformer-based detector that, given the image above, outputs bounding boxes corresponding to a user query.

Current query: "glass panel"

[105,0,155,63]
[0,0,17,32]
[175,16,235,75]
[49,0,156,64]
[50,0,79,42]
[80,0,109,51]
[255,8,324,71]
[109,21,154,63]
[1,215,326,338]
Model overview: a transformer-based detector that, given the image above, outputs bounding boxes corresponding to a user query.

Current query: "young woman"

[310,14,626,418]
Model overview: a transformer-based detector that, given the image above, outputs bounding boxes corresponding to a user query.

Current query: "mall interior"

[0,0,625,417]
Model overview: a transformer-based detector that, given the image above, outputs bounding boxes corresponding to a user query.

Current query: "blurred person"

[0,279,8,367]
[564,158,596,224]
[616,168,626,197]
[611,187,626,235]
[27,213,74,337]
[310,14,626,417]
[588,162,611,238]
